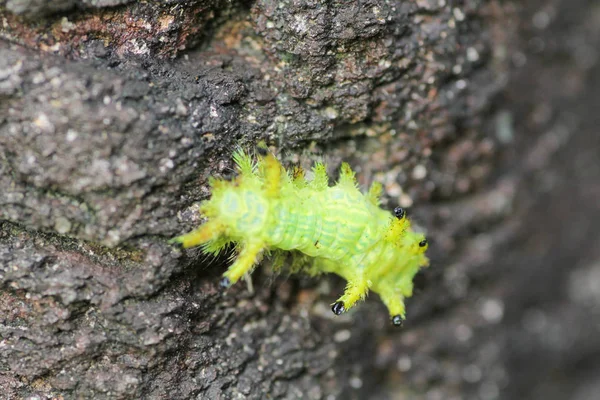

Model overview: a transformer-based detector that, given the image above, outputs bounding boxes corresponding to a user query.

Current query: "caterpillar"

[171,148,429,326]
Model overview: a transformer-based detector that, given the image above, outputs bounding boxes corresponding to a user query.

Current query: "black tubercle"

[220,277,231,288]
[170,240,184,249]
[393,207,405,219]
[391,315,403,327]
[331,301,346,315]
[419,239,428,247]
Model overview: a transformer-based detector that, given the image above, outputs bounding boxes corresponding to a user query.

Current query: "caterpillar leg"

[170,221,223,248]
[331,276,370,316]
[270,250,287,272]
[378,285,407,327]
[222,241,265,286]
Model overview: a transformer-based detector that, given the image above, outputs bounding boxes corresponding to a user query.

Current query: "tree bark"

[1,0,598,399]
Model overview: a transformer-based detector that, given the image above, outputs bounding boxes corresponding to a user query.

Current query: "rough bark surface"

[0,0,598,399]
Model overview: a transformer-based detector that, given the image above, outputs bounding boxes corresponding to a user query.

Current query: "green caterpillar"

[171,149,429,326]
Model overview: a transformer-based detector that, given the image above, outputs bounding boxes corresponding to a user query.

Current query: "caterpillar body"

[171,149,429,326]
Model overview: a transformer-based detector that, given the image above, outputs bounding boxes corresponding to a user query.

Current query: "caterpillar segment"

[171,149,429,326]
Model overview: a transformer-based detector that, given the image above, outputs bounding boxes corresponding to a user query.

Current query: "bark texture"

[0,0,598,399]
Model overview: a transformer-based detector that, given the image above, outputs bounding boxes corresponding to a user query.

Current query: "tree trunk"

[1,0,598,399]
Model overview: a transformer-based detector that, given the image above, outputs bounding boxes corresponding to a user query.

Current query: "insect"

[170,148,429,326]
